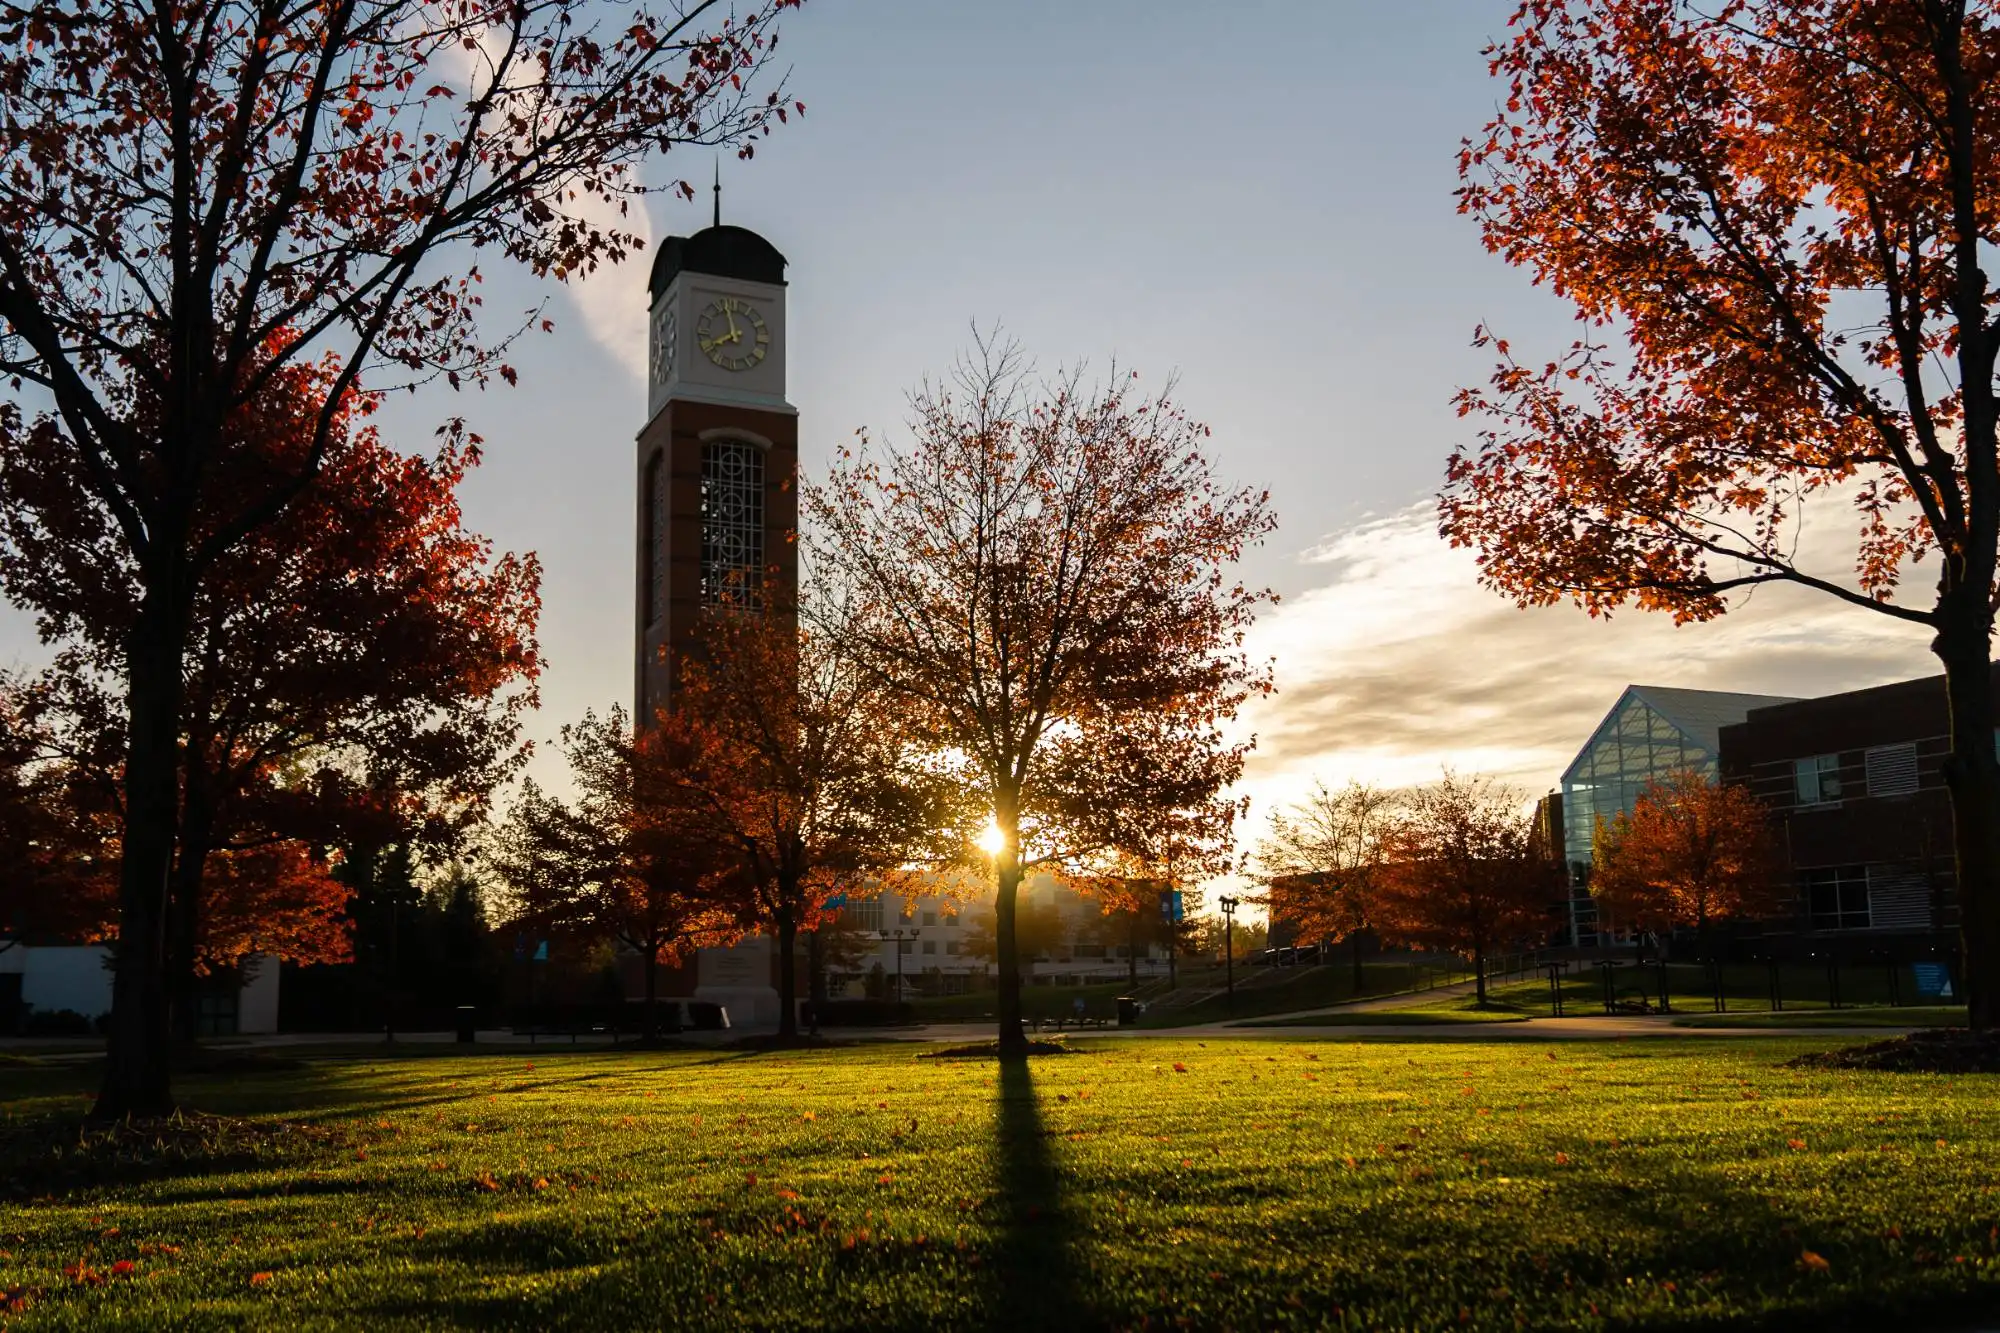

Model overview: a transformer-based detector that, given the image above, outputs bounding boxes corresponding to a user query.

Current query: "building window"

[1866,864,1932,930]
[1793,754,1842,805]
[1804,866,1870,931]
[921,909,936,927]
[699,440,763,606]
[647,453,668,625]
[945,940,960,956]
[842,899,882,932]
[921,940,936,956]
[1864,743,1919,797]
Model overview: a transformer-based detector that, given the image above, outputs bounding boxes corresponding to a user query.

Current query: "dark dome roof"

[649,225,787,296]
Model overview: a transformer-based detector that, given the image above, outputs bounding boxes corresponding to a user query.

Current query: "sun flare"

[975,817,1007,856]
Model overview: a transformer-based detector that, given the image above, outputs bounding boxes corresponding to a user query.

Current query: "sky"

[0,0,1942,859]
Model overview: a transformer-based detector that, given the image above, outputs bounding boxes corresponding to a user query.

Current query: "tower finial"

[712,159,721,229]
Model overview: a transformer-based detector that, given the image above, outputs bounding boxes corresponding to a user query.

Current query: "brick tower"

[635,220,798,723]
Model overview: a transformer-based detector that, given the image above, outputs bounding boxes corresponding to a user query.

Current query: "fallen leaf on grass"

[1172,1063,1188,1074]
[471,1172,501,1193]
[1799,1250,1831,1273]
[249,1272,273,1287]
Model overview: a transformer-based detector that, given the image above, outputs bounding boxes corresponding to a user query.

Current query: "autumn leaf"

[250,1272,274,1287]
[1799,1250,1831,1274]
[1172,1063,1189,1074]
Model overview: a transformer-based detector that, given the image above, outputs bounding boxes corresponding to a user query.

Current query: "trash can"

[1116,995,1140,1027]
[455,1006,477,1044]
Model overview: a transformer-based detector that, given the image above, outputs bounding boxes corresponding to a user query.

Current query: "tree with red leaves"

[0,674,116,951]
[1591,770,1788,949]
[1449,0,2000,1027]
[811,336,1272,1056]
[651,572,956,1040]
[4,352,540,1043]
[1374,773,1561,1007]
[0,0,801,1111]
[493,707,743,1041]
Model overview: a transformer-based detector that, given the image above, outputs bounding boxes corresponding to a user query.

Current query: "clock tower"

[636,222,798,722]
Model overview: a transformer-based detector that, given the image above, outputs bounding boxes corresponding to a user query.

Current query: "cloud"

[560,184,651,384]
[437,30,651,384]
[1233,501,1937,828]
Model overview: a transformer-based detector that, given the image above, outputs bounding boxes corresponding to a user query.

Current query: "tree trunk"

[775,901,799,1040]
[807,927,826,1032]
[1351,930,1365,995]
[1127,912,1139,989]
[1472,935,1488,1007]
[994,820,1027,1055]
[643,945,660,1042]
[1935,629,1999,1029]
[167,794,214,1054]
[96,592,188,1119]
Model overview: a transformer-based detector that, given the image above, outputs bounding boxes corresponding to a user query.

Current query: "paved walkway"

[1,1012,1928,1060]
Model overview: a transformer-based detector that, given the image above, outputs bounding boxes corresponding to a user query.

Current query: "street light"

[885,928,914,1002]
[1218,895,1240,1014]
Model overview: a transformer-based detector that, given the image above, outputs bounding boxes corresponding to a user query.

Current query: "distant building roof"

[1625,685,1802,754]
[1560,684,1802,790]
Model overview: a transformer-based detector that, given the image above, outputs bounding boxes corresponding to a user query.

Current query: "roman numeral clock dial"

[696,296,770,372]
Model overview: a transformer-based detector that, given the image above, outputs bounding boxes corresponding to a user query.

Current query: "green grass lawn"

[1,1039,1996,1330]
[1137,960,1483,1027]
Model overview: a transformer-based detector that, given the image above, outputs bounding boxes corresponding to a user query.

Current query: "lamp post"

[886,928,912,1002]
[1218,895,1239,1014]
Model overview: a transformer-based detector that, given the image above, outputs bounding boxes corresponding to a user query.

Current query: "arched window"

[646,452,668,625]
[700,439,764,607]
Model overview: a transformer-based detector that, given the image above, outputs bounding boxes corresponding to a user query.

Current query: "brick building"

[1717,670,1977,955]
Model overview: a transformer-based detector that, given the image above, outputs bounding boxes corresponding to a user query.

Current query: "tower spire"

[712,159,721,228]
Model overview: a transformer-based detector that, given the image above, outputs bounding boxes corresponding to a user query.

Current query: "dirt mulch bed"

[919,1040,1078,1060]
[0,1110,347,1199]
[1786,1027,2000,1074]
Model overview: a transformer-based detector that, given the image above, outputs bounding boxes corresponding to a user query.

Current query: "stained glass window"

[700,440,764,607]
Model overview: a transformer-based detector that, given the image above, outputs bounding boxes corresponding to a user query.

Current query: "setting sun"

[975,817,1007,856]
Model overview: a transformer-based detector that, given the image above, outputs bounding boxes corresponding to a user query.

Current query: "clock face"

[696,295,770,372]
[648,303,677,384]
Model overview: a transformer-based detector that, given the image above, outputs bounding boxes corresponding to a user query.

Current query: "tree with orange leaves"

[1253,780,1394,990]
[651,571,957,1040]
[1591,770,1787,949]
[811,335,1272,1055]
[493,707,743,1041]
[4,354,540,1044]
[1448,1,2000,1028]
[1374,773,1562,1007]
[0,0,805,1115]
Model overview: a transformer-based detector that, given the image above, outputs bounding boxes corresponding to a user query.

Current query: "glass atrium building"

[1558,685,1797,946]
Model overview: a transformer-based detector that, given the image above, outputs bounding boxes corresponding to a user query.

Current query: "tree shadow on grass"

[986,1055,1092,1332]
